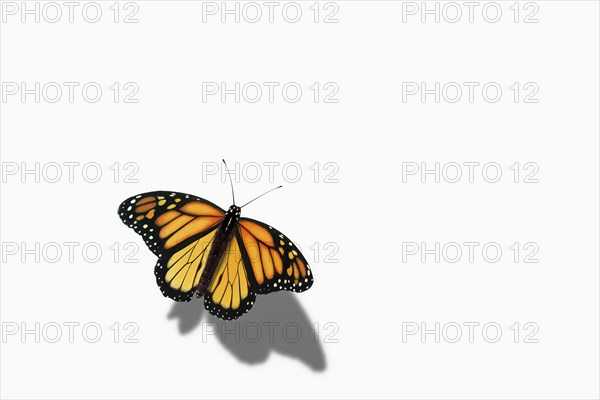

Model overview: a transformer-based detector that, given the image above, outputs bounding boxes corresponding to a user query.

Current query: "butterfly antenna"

[240,185,283,209]
[222,159,236,205]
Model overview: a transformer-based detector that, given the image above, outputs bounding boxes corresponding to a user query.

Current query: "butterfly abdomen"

[195,205,240,298]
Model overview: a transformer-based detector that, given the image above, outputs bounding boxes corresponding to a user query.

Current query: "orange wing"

[237,218,313,295]
[203,218,313,320]
[118,191,225,301]
[204,232,256,320]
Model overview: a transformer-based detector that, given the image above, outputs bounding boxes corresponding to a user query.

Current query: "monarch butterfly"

[117,162,313,320]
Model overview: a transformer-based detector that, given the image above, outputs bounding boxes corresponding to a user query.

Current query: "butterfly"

[117,169,313,320]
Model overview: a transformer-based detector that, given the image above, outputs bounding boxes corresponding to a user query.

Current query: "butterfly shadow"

[167,292,326,371]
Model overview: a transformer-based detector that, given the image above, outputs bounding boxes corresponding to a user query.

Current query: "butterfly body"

[118,191,313,320]
[195,205,240,298]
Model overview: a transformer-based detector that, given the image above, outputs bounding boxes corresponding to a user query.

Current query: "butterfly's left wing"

[204,217,313,320]
[118,191,225,301]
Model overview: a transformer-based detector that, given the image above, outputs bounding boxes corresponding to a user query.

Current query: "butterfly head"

[227,205,241,219]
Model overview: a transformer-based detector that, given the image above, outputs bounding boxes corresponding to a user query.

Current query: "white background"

[1,1,599,399]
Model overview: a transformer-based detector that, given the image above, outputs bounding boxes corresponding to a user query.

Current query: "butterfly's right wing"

[237,218,313,294]
[203,218,313,320]
[118,191,225,301]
